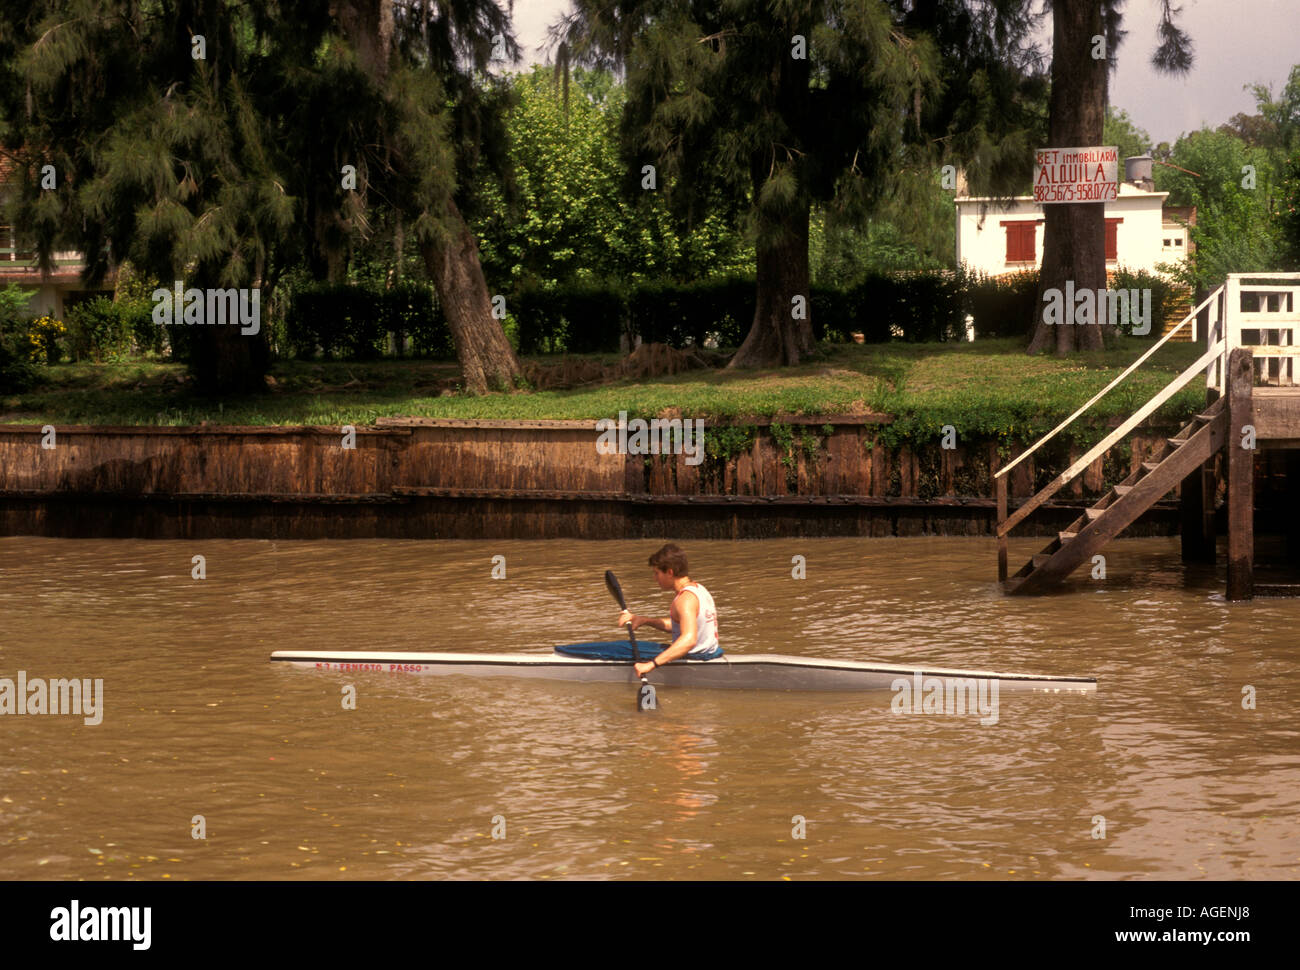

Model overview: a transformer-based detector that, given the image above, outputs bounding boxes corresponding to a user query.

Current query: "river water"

[2,535,1297,880]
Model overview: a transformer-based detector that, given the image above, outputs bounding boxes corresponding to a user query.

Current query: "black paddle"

[605,569,656,712]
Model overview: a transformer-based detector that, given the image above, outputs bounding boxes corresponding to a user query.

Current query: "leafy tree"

[1238,65,1300,153]
[1282,148,1300,268]
[1212,63,1300,251]
[552,1,1045,368]
[810,205,951,287]
[1155,128,1285,289]
[472,65,751,289]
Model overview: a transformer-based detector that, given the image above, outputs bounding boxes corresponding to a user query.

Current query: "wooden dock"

[999,272,1300,599]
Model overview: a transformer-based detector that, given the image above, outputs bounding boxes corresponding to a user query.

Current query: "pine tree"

[1,0,524,394]
[551,1,1045,367]
[0,0,309,393]
[377,0,525,393]
[1026,0,1193,355]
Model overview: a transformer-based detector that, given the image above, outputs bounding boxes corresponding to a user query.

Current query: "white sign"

[1033,146,1119,204]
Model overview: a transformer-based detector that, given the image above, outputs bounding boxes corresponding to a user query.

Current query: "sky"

[509,0,1299,147]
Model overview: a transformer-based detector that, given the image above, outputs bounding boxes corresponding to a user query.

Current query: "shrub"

[516,273,999,352]
[512,284,562,354]
[627,278,754,349]
[1108,266,1178,336]
[0,284,38,391]
[810,285,860,342]
[514,282,627,354]
[628,281,695,348]
[26,315,67,364]
[288,284,383,359]
[387,282,452,358]
[287,282,454,360]
[0,283,34,338]
[844,272,963,342]
[115,265,168,356]
[66,296,134,362]
[688,278,754,348]
[962,269,1040,339]
[0,334,37,392]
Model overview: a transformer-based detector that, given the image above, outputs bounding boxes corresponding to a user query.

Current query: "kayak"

[269,641,1096,693]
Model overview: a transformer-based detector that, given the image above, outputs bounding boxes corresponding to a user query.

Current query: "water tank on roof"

[1125,155,1154,185]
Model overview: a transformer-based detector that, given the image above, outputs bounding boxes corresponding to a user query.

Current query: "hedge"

[280,269,1058,360]
[287,281,452,359]
[514,271,1041,352]
[513,283,628,354]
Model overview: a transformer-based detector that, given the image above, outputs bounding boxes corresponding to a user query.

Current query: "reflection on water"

[1,535,1298,880]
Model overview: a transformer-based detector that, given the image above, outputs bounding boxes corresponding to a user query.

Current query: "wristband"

[652,659,660,668]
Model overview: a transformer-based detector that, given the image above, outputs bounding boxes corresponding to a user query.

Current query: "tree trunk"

[333,0,394,82]
[183,267,270,395]
[335,0,517,394]
[1027,0,1108,355]
[421,194,522,394]
[728,204,815,368]
[188,327,269,395]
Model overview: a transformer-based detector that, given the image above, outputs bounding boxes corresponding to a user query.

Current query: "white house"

[954,157,1195,302]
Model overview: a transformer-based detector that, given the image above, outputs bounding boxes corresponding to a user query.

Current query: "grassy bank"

[0,337,1208,445]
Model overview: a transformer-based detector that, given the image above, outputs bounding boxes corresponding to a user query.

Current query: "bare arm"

[618,610,671,633]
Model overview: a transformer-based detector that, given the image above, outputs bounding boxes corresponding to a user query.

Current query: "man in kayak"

[617,543,722,677]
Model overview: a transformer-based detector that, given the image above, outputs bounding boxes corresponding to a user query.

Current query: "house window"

[1000,221,1038,262]
[1105,218,1122,261]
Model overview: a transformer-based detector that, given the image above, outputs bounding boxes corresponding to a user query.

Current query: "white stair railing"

[997,283,1223,486]
[1207,273,1300,392]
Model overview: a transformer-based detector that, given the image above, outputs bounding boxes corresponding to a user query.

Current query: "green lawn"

[0,336,1210,444]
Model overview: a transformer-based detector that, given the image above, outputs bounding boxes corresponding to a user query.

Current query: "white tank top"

[671,582,719,656]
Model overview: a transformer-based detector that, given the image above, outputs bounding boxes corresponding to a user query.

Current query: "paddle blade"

[604,569,628,609]
[638,680,657,712]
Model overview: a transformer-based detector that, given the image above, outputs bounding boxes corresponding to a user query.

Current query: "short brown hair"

[648,543,688,577]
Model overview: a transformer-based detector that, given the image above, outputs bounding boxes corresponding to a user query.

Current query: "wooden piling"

[1227,348,1255,601]
[996,473,1008,582]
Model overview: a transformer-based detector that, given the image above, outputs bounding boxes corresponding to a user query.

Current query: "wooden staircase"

[1003,397,1226,594]
[996,281,1230,594]
[997,272,1300,596]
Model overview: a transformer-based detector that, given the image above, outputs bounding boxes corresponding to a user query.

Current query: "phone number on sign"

[1034,183,1118,202]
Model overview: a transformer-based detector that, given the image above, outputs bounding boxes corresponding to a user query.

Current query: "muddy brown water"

[1,536,1297,880]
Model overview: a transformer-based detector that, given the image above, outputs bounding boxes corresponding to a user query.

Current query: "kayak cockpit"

[552,640,725,661]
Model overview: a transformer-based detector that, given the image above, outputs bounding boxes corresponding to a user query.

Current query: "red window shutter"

[1001,221,1036,262]
[1105,218,1122,260]
[1018,224,1036,261]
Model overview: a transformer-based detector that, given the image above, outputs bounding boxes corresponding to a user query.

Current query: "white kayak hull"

[270,649,1096,693]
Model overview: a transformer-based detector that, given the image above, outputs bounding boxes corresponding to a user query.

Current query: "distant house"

[953,157,1196,334]
[955,182,1194,275]
[0,152,114,320]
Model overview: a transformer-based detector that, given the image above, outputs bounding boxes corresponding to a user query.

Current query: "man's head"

[648,543,688,588]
